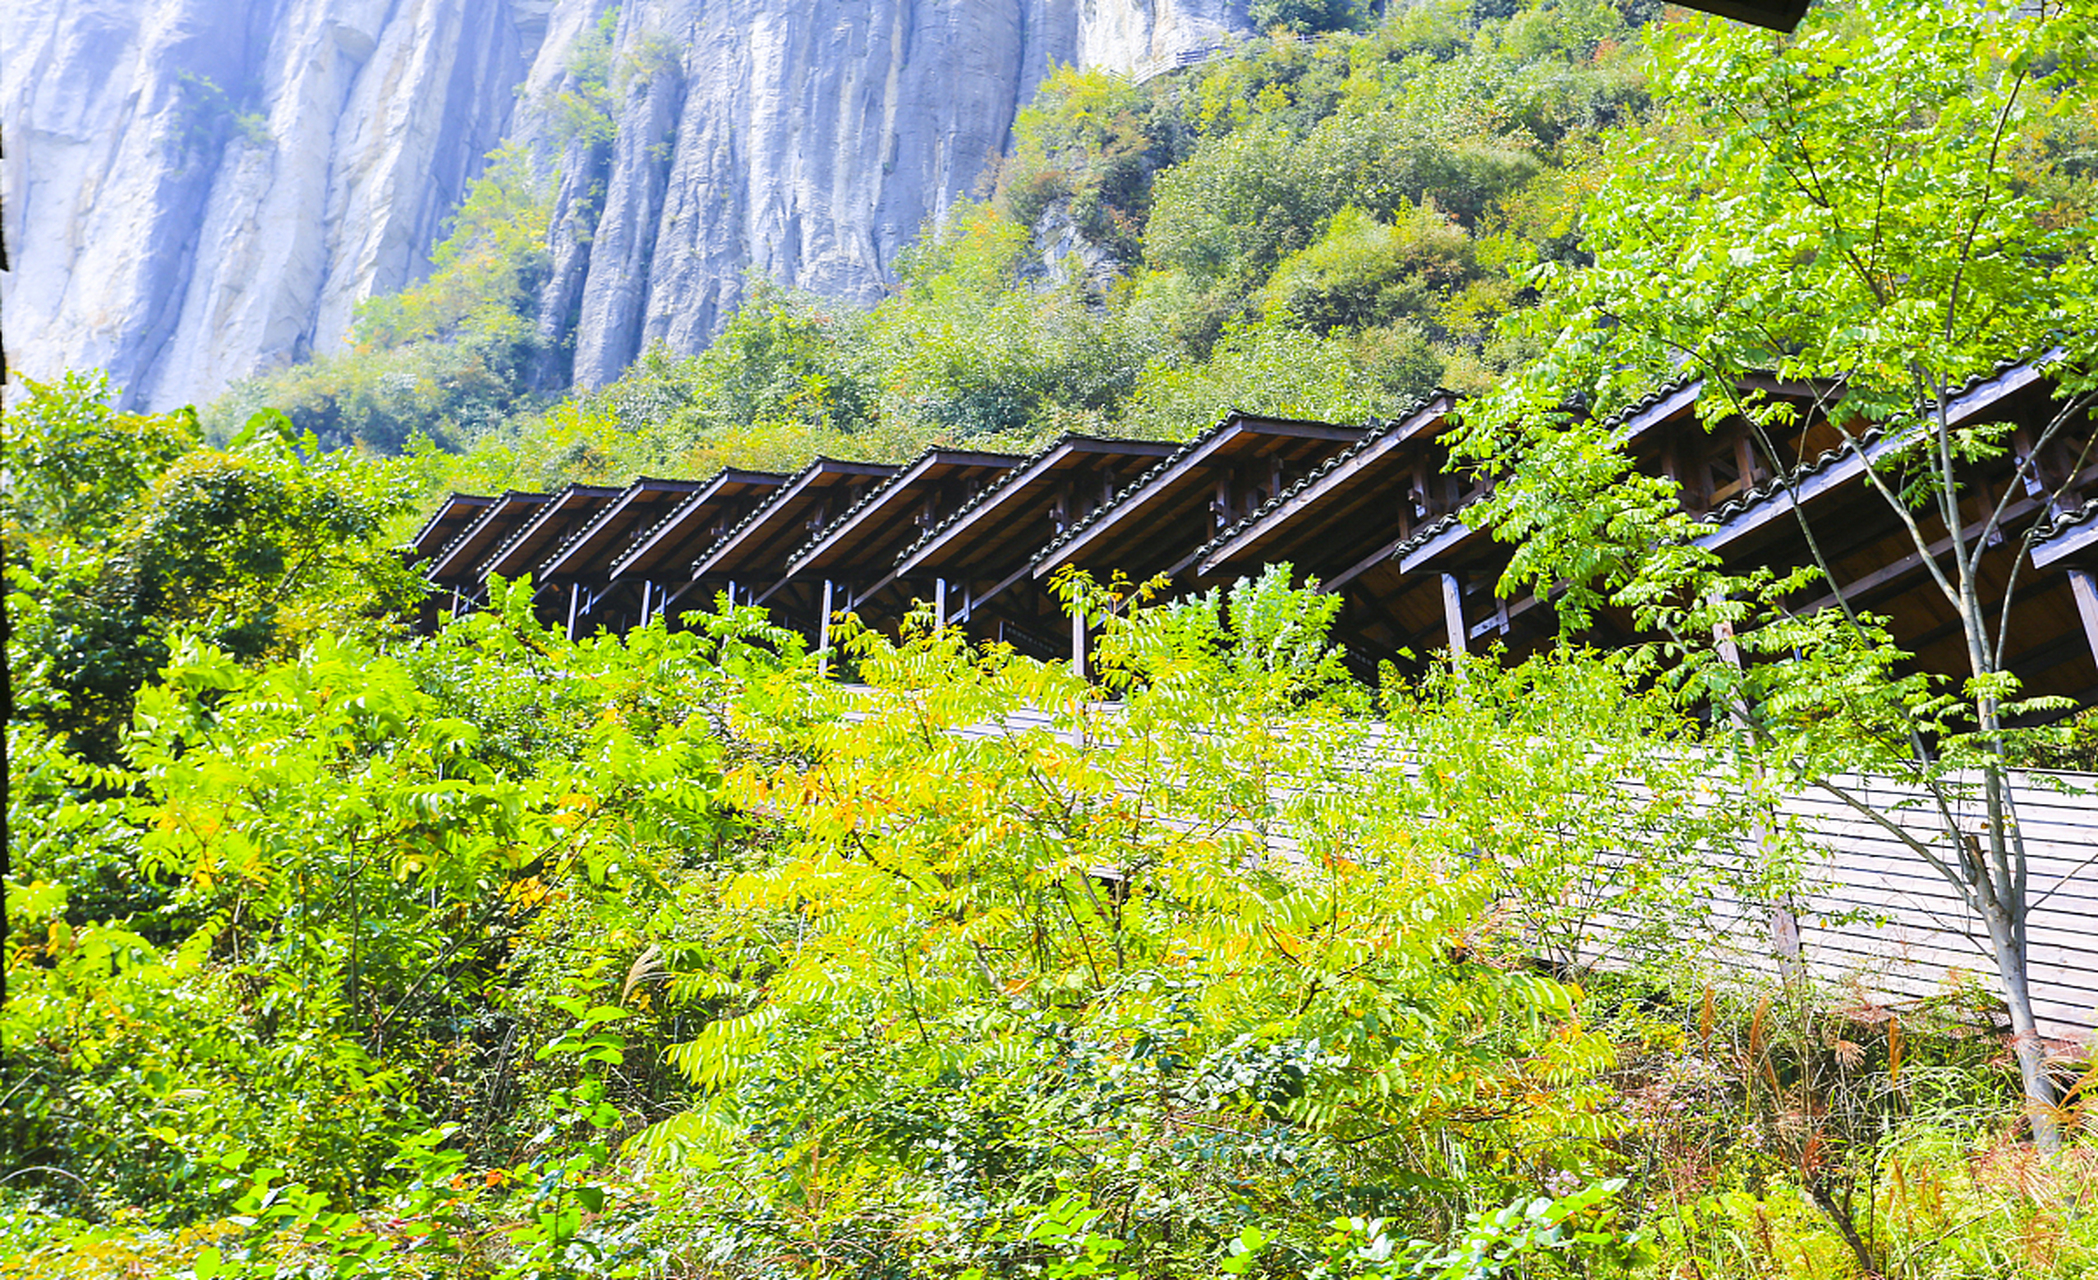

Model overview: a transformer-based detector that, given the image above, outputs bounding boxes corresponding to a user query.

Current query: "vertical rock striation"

[2,0,1250,410]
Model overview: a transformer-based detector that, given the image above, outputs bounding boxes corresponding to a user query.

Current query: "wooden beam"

[897,437,1173,577]
[1398,517,1480,575]
[606,469,788,582]
[1317,533,1410,595]
[774,449,1023,589]
[957,558,1037,623]
[1195,396,1452,576]
[1793,495,2043,616]
[2069,569,2098,671]
[692,459,899,580]
[1698,361,2052,553]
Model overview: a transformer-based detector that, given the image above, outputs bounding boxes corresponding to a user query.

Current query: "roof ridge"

[479,483,607,578]
[893,432,1087,566]
[778,449,943,569]
[1693,426,1884,527]
[429,490,549,570]
[1188,392,1450,568]
[699,455,893,571]
[2034,492,2098,544]
[1032,427,1218,564]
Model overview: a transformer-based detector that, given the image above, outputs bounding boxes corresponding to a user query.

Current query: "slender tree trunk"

[1938,386,2061,1152]
[1975,761,2062,1152]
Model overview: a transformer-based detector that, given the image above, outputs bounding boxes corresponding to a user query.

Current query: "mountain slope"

[1,0,1252,411]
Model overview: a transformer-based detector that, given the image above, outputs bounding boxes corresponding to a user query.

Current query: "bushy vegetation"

[7,374,423,764]
[12,2,2098,1276]
[6,395,2093,1274]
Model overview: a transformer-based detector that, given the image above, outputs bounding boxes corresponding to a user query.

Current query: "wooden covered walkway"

[407,357,2098,706]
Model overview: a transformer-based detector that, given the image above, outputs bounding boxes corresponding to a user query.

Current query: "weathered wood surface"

[1766,777,2098,1039]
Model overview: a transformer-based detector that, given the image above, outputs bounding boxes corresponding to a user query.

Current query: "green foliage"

[20,7,2098,1271]
[3,586,798,1230]
[627,588,1627,1271]
[173,72,269,163]
[1262,203,1477,337]
[4,371,201,545]
[1447,0,2098,1162]
[877,203,1148,440]
[998,66,1194,258]
[1117,316,1435,440]
[6,378,423,764]
[6,547,2092,1276]
[1250,0,1369,37]
[351,146,552,354]
[551,7,622,149]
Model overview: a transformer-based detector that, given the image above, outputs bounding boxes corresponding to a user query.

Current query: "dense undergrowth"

[8,376,2098,1278]
[12,1,2098,1275]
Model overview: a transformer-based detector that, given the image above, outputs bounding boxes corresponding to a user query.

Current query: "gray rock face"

[3,0,1250,410]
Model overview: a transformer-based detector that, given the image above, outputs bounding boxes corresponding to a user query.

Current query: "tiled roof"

[699,457,893,571]
[1030,422,1226,564]
[1693,427,1883,528]
[429,490,547,569]
[1600,374,1699,439]
[407,493,494,555]
[1390,507,1472,565]
[539,476,695,574]
[891,434,1163,567]
[479,483,618,576]
[2034,494,2098,545]
[895,434,1081,565]
[620,479,725,565]
[700,458,836,566]
[778,452,933,569]
[1188,393,1450,569]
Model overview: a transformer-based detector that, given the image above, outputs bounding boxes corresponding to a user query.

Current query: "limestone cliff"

[2,0,1251,410]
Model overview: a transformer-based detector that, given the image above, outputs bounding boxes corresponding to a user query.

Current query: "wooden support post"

[1072,602,1088,681]
[725,580,738,610]
[1709,590,1748,729]
[1440,573,1466,657]
[934,577,948,630]
[2070,568,2098,669]
[639,580,653,628]
[566,582,582,641]
[819,579,834,677]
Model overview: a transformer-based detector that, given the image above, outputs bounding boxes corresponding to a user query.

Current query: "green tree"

[7,380,425,763]
[1454,0,2098,1158]
[3,372,201,545]
[1249,0,1367,36]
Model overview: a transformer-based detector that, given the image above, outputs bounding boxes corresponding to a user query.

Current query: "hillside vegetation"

[208,0,1646,501]
[9,1,2098,1277]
